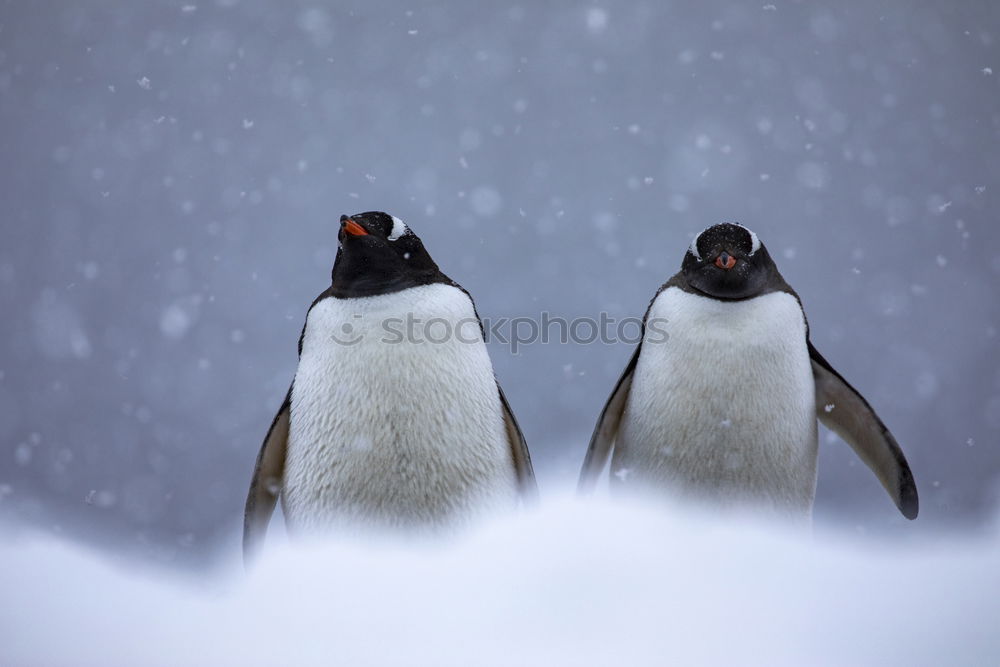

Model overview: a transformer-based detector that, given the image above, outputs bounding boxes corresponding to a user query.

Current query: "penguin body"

[283,282,519,534]
[613,288,817,518]
[580,223,918,521]
[244,212,535,559]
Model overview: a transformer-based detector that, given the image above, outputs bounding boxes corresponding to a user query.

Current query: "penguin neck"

[669,255,795,304]
[329,250,448,299]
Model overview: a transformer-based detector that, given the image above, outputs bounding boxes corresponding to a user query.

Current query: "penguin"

[578,223,918,521]
[244,212,536,560]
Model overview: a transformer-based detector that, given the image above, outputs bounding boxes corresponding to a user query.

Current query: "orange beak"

[342,218,368,237]
[715,252,737,270]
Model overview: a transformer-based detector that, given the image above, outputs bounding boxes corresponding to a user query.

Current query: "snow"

[14,442,32,466]
[458,129,482,151]
[2,0,998,595]
[795,161,828,189]
[1,495,997,666]
[160,304,192,340]
[31,291,92,360]
[470,186,502,217]
[585,8,609,34]
[296,8,333,47]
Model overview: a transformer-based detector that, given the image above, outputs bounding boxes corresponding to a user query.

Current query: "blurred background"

[1,0,997,570]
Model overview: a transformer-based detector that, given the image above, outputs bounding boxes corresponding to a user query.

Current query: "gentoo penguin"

[578,223,918,521]
[244,212,536,560]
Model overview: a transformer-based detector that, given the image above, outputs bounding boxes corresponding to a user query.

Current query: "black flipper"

[578,346,640,494]
[810,342,918,519]
[497,381,539,503]
[242,293,328,565]
[242,388,291,565]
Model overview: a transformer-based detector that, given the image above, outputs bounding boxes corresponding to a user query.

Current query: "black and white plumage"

[244,212,536,561]
[578,223,918,521]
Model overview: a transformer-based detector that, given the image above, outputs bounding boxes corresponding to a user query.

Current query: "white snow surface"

[1,494,998,666]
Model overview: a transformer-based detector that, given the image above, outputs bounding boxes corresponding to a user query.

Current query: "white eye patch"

[388,216,408,242]
[734,223,761,255]
[688,232,703,260]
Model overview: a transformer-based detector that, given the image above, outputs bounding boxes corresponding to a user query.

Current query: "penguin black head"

[330,211,446,298]
[681,223,778,300]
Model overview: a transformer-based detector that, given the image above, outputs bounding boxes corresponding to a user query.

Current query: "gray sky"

[1,0,998,568]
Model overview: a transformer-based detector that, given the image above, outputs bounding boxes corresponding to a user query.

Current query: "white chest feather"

[614,287,818,517]
[283,283,517,535]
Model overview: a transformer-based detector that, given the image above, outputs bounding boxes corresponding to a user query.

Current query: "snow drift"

[1,494,997,666]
